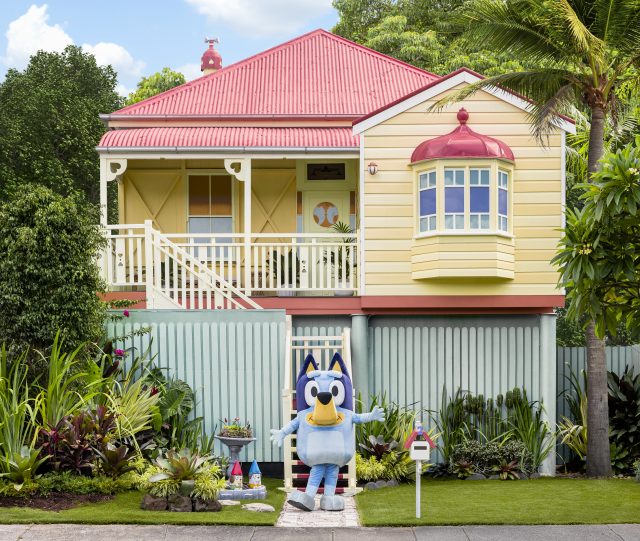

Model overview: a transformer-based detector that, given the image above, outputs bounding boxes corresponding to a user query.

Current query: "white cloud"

[176,62,202,81]
[2,4,144,92]
[82,42,145,79]
[2,4,72,68]
[185,0,333,36]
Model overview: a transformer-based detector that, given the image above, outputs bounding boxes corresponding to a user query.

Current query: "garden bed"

[0,478,285,525]
[0,493,113,511]
[355,478,640,526]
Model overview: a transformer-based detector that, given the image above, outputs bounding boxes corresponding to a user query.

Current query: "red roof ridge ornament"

[411,107,514,163]
[201,37,222,75]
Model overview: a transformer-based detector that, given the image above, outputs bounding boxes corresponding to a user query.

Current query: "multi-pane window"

[470,169,490,230]
[498,170,509,232]
[444,168,465,230]
[188,175,233,244]
[419,170,437,232]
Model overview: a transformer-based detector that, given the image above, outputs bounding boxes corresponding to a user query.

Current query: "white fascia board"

[353,70,576,135]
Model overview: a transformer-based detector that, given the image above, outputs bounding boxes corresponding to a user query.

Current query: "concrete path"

[276,494,360,527]
[1,524,639,541]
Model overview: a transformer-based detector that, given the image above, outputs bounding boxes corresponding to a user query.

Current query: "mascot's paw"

[371,405,385,423]
[287,490,316,512]
[320,495,345,512]
[270,429,285,447]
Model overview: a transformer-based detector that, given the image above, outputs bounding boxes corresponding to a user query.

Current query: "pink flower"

[123,310,130,317]
[150,386,159,397]
[114,349,125,358]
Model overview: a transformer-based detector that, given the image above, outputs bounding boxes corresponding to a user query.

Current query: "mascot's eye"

[304,381,319,407]
[329,381,345,406]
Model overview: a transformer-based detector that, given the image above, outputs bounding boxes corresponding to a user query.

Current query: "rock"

[193,498,222,512]
[167,493,193,512]
[242,503,275,512]
[466,473,486,480]
[385,479,399,487]
[529,473,541,479]
[374,480,388,489]
[488,475,500,480]
[364,481,379,490]
[220,500,241,506]
[141,494,167,511]
[518,473,529,480]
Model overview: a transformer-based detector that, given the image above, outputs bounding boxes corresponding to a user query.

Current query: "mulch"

[0,493,114,511]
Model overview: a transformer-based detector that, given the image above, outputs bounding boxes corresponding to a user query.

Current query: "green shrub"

[0,185,106,353]
[0,471,135,497]
[449,439,532,477]
[608,366,640,472]
[356,453,386,481]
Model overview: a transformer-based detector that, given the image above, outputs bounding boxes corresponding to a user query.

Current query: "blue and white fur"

[271,353,384,512]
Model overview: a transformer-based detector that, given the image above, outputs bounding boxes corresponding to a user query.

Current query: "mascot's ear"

[329,353,350,378]
[297,354,319,381]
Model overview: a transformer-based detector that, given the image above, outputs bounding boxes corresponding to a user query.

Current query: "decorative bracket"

[224,158,250,182]
[106,159,128,182]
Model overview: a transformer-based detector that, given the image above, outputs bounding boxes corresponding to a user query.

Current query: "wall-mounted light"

[367,162,378,175]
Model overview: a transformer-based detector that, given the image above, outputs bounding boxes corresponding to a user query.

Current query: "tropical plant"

[507,390,554,470]
[269,250,300,287]
[355,453,387,481]
[324,221,357,282]
[218,418,252,439]
[150,449,213,483]
[449,438,532,477]
[492,460,521,480]
[608,366,640,471]
[95,443,137,479]
[452,459,475,479]
[0,446,48,491]
[432,387,467,463]
[359,435,398,460]
[440,0,640,478]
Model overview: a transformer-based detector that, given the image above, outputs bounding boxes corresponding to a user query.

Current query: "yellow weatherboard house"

[99,30,572,483]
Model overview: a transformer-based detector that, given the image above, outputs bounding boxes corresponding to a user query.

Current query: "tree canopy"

[125,67,186,106]
[0,46,121,205]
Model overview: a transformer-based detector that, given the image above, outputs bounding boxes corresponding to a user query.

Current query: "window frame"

[413,159,513,238]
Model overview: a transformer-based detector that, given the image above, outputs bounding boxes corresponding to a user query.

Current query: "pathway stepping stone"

[276,494,360,527]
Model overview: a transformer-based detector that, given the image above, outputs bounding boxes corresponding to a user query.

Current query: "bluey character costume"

[271,353,385,512]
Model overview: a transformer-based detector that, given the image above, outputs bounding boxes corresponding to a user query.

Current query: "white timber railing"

[102,221,359,308]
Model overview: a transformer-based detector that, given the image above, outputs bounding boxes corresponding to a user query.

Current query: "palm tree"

[436,0,640,476]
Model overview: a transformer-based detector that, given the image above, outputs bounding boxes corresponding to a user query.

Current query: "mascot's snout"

[311,392,341,426]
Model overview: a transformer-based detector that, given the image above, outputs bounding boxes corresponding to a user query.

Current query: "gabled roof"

[105,29,438,120]
[353,67,576,134]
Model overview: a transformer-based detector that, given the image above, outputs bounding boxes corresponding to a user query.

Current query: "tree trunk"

[585,104,612,477]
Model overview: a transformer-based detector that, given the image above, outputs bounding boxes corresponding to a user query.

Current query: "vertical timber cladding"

[367,315,547,418]
[106,309,287,462]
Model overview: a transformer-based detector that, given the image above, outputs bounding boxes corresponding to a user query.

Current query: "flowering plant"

[218,418,252,438]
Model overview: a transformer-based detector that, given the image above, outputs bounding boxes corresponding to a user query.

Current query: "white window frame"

[414,160,513,238]
[418,170,437,233]
[498,169,509,233]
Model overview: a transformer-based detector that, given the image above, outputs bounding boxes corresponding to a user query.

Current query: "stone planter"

[141,494,168,511]
[214,435,256,477]
[141,493,223,512]
[168,493,193,512]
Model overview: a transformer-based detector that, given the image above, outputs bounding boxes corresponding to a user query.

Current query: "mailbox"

[410,441,431,461]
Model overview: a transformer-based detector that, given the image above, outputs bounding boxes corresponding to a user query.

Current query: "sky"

[0,1,339,96]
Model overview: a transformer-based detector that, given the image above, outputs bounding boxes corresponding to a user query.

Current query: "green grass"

[0,478,285,525]
[356,478,640,526]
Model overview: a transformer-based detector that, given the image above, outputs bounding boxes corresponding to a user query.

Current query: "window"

[188,175,233,251]
[306,163,346,181]
[416,164,512,235]
[498,170,509,232]
[419,170,437,232]
[444,168,465,230]
[470,169,490,230]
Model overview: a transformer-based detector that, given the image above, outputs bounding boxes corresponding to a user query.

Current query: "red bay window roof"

[411,108,515,163]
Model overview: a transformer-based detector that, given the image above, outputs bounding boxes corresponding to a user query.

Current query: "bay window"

[416,162,511,235]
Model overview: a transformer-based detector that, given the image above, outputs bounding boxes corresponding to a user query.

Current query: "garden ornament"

[271,353,385,512]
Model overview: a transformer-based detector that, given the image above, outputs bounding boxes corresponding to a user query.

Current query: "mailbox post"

[405,421,435,519]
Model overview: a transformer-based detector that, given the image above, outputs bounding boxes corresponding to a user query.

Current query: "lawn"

[0,478,285,526]
[355,478,640,526]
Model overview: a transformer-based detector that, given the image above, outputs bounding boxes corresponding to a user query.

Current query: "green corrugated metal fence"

[106,309,287,462]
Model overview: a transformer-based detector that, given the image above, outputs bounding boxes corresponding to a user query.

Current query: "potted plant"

[214,418,256,477]
[269,250,300,297]
[324,221,356,296]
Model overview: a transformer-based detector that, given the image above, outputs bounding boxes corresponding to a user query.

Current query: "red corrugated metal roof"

[108,29,438,119]
[98,126,359,149]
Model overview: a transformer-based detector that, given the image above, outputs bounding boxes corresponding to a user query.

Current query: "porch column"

[224,158,252,295]
[351,314,370,402]
[99,157,128,226]
[539,312,557,476]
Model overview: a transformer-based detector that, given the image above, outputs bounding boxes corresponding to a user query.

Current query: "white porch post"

[224,158,252,296]
[144,219,155,309]
[99,157,128,226]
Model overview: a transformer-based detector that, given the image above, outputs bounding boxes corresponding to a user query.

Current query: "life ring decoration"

[313,201,339,228]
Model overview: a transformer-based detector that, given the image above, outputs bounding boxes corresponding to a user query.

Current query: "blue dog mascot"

[271,353,385,512]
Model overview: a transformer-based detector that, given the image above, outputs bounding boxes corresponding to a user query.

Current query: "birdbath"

[215,435,256,477]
